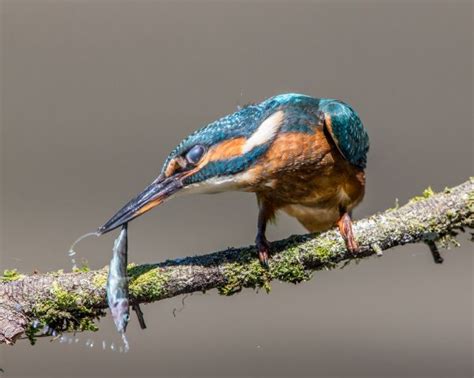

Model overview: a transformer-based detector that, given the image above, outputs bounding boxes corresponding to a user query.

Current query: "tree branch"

[1,179,473,345]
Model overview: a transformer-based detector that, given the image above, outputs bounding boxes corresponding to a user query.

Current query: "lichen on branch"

[0,178,473,345]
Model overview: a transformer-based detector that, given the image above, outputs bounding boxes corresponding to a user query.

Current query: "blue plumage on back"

[164,94,314,165]
[164,93,369,181]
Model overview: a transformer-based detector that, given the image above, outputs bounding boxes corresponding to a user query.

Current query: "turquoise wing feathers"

[319,99,369,169]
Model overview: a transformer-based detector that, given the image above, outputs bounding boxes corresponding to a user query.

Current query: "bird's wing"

[319,100,369,169]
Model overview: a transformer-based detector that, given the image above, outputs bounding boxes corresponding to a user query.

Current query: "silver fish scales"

[106,224,130,350]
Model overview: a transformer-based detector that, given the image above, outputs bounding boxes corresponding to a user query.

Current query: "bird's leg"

[255,201,274,267]
[256,211,270,266]
[337,211,359,253]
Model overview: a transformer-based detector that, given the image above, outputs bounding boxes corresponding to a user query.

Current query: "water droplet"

[110,342,115,351]
[121,333,130,352]
[102,340,107,350]
[67,231,99,269]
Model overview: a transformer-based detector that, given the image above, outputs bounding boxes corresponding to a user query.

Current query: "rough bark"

[1,179,473,345]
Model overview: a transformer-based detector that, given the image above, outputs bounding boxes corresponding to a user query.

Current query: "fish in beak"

[98,174,184,235]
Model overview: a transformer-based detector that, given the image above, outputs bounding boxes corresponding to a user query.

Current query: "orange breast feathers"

[241,127,334,185]
[242,127,365,210]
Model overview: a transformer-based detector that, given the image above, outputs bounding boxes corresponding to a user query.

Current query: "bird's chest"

[248,129,365,228]
[276,172,363,231]
[242,128,365,226]
[267,165,363,208]
[255,149,364,207]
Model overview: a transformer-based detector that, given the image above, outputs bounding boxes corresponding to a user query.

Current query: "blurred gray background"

[1,0,472,376]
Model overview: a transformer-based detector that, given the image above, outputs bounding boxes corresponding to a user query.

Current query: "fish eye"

[185,145,205,165]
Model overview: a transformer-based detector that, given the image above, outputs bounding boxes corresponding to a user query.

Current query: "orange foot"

[337,212,359,254]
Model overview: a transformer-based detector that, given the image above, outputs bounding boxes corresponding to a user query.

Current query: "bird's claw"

[345,234,359,254]
[338,212,359,255]
[258,249,269,267]
[256,236,270,267]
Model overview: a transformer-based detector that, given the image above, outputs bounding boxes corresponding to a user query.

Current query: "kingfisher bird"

[98,93,369,265]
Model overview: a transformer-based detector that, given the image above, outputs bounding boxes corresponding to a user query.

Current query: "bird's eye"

[185,145,205,165]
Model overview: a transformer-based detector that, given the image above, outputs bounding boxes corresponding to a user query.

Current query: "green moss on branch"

[0,178,472,345]
[25,282,104,344]
[1,269,25,282]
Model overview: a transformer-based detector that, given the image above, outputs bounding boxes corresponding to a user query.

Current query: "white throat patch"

[180,175,245,195]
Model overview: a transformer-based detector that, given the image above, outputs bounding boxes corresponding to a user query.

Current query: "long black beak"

[98,175,183,235]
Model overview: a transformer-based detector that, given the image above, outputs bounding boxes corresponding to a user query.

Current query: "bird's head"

[97,94,304,234]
